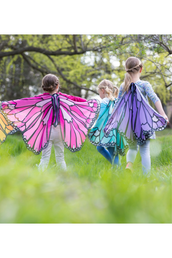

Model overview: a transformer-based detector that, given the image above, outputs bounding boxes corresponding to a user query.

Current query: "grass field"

[0,129,172,223]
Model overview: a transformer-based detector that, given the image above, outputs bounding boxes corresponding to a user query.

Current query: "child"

[104,57,168,174]
[88,79,128,166]
[1,74,100,171]
[38,74,89,171]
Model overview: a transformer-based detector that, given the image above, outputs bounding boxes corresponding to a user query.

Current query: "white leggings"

[38,125,67,171]
[126,140,151,174]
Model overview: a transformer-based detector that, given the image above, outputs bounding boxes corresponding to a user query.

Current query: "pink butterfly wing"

[1,94,53,154]
[59,96,100,152]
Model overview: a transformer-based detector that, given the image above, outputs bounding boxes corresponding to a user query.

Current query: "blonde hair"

[98,79,119,101]
[123,57,143,92]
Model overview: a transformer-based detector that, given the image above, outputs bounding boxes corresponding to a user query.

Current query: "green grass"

[0,129,172,223]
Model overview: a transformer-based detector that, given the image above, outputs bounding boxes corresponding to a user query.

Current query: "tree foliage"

[0,34,172,103]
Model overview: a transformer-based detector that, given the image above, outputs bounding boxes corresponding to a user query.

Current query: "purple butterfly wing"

[104,92,134,143]
[59,95,100,152]
[105,83,167,145]
[1,94,53,154]
[135,86,167,144]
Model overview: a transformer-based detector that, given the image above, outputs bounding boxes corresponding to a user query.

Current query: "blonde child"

[88,79,128,166]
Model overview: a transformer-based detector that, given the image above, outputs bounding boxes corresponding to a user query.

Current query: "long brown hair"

[98,79,119,100]
[41,74,60,93]
[123,57,143,92]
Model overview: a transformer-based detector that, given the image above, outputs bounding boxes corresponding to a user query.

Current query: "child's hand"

[163,115,169,124]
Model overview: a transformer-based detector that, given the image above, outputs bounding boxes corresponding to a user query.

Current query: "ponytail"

[98,79,119,101]
[123,72,132,92]
[123,57,143,93]
[112,85,119,98]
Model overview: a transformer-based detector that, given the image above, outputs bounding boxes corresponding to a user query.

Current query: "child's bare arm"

[155,100,169,122]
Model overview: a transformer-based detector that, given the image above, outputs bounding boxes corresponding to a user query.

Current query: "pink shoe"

[125,162,133,172]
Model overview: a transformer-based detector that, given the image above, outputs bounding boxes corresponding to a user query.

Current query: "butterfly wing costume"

[0,92,100,154]
[0,108,18,145]
[88,99,128,156]
[104,83,167,145]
